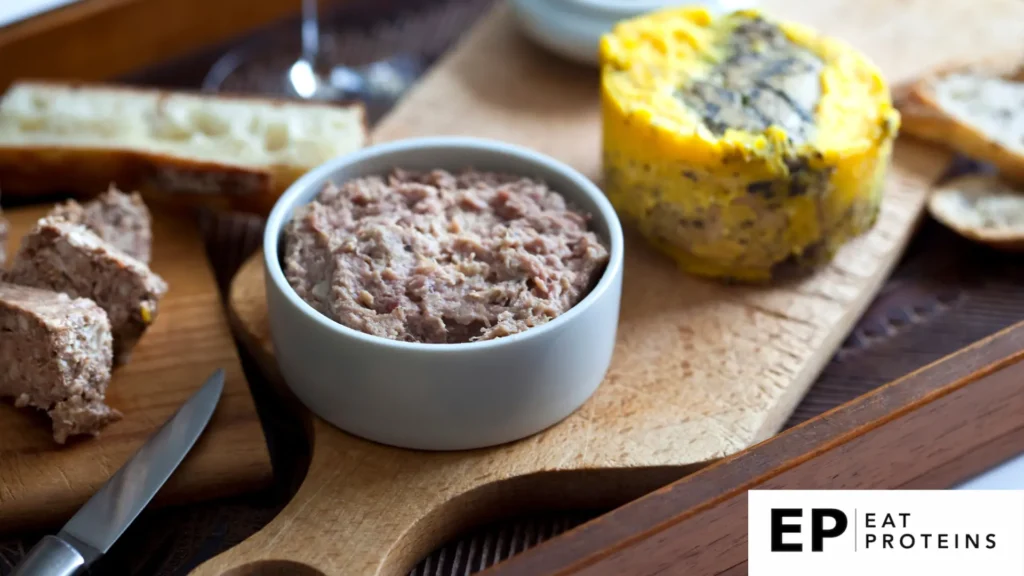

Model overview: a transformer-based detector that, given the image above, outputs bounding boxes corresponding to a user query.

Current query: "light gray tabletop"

[0,0,80,28]
[957,453,1024,489]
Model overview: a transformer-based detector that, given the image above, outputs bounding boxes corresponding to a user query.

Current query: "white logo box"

[748,490,1024,575]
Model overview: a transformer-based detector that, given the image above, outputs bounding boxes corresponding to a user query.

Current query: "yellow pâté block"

[600,8,900,282]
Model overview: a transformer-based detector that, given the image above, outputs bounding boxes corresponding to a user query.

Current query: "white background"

[957,453,1024,489]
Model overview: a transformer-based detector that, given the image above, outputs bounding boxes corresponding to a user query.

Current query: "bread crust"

[896,57,1024,185]
[0,81,369,215]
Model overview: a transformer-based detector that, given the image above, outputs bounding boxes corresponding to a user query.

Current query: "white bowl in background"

[509,0,759,66]
[263,137,625,451]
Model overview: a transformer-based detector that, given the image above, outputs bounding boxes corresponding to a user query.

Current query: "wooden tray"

[192,0,1024,574]
[0,204,273,532]
[482,320,1024,575]
[0,0,311,91]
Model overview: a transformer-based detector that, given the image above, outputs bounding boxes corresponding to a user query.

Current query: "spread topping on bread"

[897,62,1024,185]
[927,174,1024,251]
[930,74,1024,157]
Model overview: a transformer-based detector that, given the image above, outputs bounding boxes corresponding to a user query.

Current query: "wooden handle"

[190,420,468,576]
[190,415,699,576]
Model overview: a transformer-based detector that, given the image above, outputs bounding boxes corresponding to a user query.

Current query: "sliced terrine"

[50,186,153,264]
[0,283,119,443]
[8,218,168,363]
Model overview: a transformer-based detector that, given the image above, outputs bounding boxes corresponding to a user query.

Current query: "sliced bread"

[0,81,368,215]
[897,61,1024,185]
[928,174,1024,251]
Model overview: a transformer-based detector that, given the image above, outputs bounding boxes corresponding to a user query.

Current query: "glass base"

[203,40,424,122]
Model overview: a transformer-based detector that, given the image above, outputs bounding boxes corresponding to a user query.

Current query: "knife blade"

[12,368,225,576]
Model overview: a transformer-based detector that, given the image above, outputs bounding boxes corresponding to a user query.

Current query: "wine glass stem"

[301,0,320,65]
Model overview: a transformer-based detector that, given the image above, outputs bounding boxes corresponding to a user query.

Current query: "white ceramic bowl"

[264,137,625,450]
[509,0,759,66]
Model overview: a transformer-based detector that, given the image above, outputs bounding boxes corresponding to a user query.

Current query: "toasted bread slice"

[0,81,367,215]
[897,60,1024,185]
[928,174,1024,251]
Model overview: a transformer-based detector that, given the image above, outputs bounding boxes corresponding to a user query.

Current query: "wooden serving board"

[195,1,1024,574]
[0,204,273,532]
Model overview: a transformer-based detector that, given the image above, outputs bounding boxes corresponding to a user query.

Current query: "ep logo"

[750,490,1024,576]
[771,508,848,552]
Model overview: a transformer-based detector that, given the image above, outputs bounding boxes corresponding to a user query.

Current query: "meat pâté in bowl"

[263,137,624,450]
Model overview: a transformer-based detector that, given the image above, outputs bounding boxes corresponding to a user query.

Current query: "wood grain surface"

[481,320,1024,575]
[0,204,273,532]
[192,1,1024,575]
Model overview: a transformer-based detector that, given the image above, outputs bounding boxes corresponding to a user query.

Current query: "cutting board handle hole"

[219,560,326,576]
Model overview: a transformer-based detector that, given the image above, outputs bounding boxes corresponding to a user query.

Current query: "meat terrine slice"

[49,185,153,264]
[8,218,168,363]
[0,283,119,443]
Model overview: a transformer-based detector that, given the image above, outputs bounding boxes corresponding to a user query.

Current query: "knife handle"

[11,535,86,576]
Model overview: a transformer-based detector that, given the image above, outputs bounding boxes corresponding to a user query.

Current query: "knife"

[12,369,226,576]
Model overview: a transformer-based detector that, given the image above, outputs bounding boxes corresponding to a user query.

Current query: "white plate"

[509,0,759,66]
